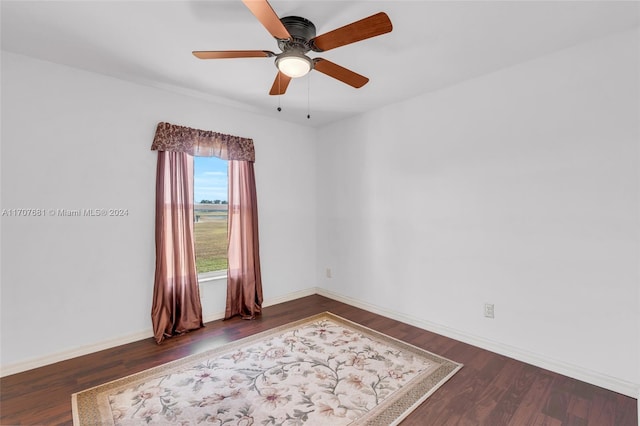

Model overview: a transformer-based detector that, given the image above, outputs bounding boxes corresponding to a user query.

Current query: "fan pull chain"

[277,73,282,112]
[307,73,311,119]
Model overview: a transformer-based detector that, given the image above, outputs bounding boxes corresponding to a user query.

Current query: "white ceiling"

[2,1,638,127]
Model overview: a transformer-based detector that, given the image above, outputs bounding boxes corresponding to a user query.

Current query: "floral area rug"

[72,312,462,425]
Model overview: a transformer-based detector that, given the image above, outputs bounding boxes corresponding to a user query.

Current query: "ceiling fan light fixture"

[276,53,312,78]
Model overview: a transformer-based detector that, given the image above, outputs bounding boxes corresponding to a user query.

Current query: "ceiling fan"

[193,0,393,95]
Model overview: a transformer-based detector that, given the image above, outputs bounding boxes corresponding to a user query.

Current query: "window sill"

[198,270,227,284]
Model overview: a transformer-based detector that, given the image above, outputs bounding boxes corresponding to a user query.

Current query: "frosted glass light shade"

[276,54,312,78]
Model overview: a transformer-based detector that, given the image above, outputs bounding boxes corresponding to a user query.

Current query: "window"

[193,156,228,275]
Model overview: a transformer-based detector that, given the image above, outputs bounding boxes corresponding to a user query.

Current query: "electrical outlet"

[484,303,495,319]
[326,268,332,278]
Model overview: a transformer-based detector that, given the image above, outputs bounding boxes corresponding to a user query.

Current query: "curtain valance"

[151,122,255,162]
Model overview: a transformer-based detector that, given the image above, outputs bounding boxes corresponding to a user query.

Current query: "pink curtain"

[151,151,204,343]
[151,122,263,326]
[225,160,263,320]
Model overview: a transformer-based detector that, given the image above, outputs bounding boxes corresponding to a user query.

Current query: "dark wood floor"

[1,295,637,425]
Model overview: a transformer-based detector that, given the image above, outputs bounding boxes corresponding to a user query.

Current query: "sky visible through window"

[194,156,227,203]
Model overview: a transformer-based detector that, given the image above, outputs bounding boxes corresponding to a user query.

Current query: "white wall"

[1,26,638,400]
[316,28,639,396]
[0,52,316,370]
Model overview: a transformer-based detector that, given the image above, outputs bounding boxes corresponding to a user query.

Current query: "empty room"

[1,1,638,424]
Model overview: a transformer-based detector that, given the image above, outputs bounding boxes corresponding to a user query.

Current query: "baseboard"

[0,287,319,378]
[0,329,155,378]
[263,287,319,309]
[316,288,640,399]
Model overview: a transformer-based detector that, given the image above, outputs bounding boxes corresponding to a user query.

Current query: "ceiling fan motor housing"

[278,16,316,53]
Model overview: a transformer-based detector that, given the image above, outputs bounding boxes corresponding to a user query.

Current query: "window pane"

[193,156,228,274]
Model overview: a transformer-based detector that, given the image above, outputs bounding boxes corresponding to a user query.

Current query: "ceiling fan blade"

[269,71,292,95]
[313,58,369,88]
[311,12,392,52]
[242,0,291,40]
[192,50,275,59]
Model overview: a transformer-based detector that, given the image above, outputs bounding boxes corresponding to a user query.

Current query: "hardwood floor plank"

[531,413,564,426]
[567,395,590,424]
[587,393,616,426]
[508,371,555,425]
[0,295,637,425]
[484,364,538,424]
